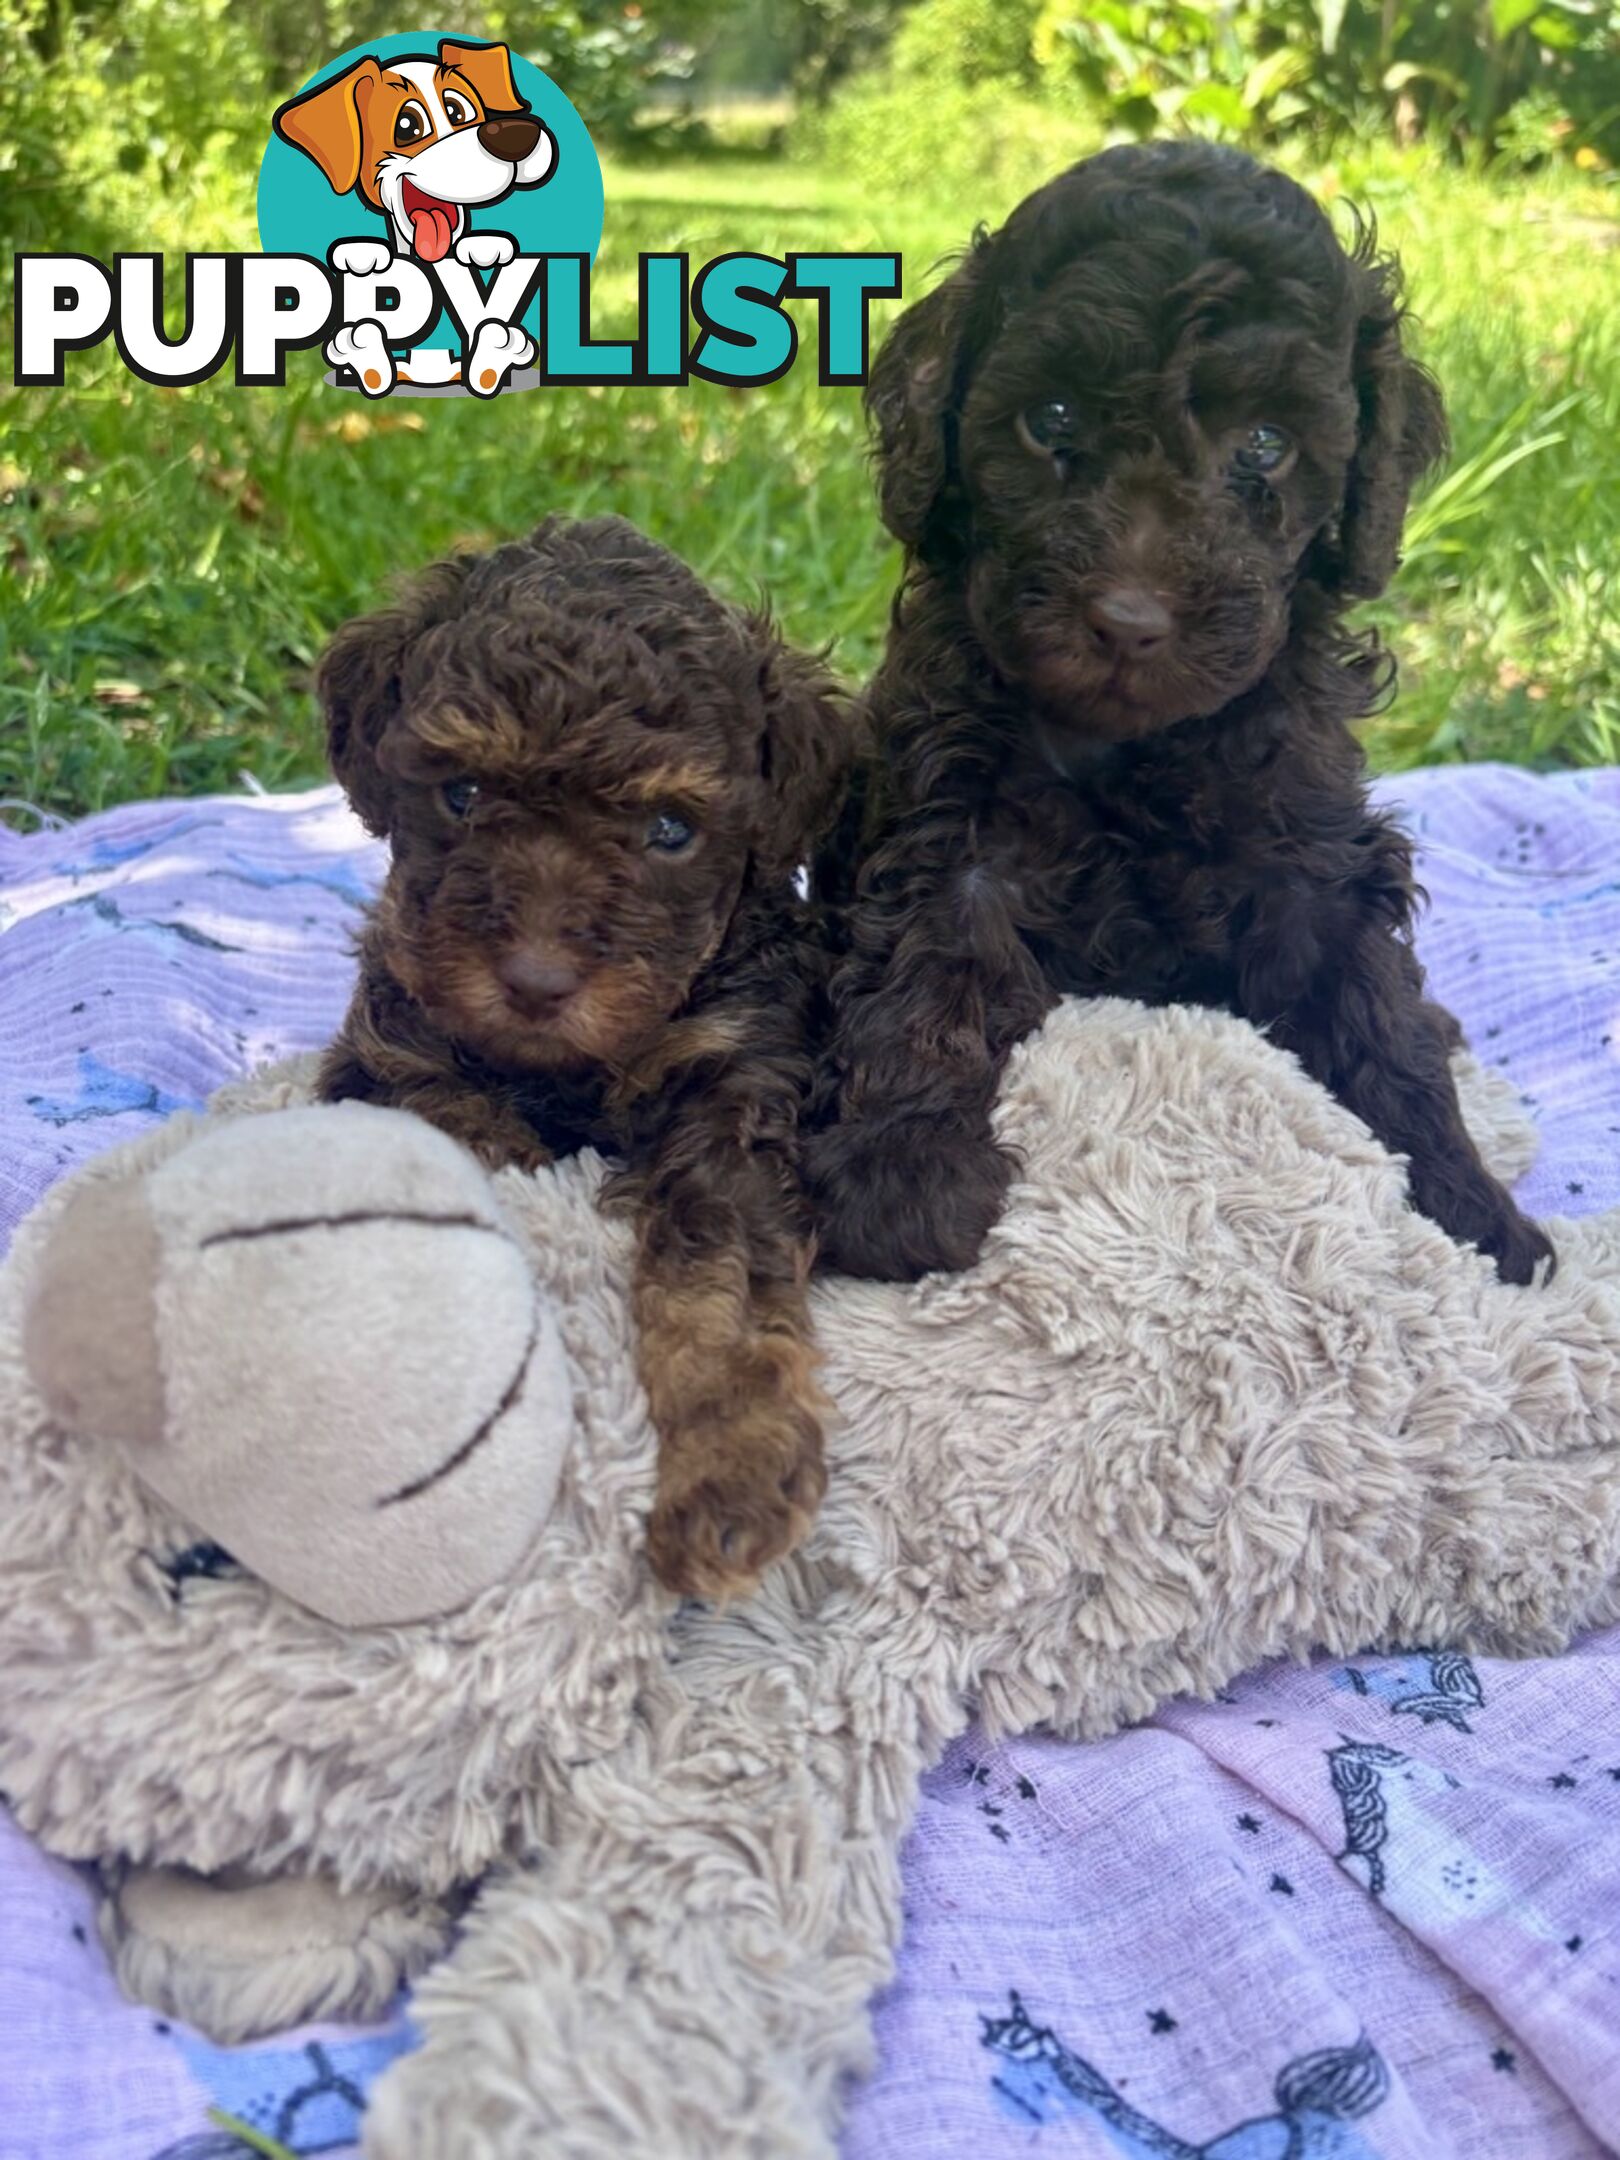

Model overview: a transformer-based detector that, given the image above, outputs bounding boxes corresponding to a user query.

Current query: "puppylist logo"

[13,31,900,399]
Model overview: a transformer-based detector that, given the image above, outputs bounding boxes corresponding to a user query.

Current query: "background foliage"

[799,0,1620,189]
[1,0,1616,819]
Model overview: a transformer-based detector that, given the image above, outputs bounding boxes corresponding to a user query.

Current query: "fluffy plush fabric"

[2,1000,1619,2157]
[100,1867,456,2047]
[23,1098,574,1627]
[0,1059,671,1902]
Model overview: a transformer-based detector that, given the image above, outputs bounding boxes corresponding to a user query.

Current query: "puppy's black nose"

[478,114,542,162]
[1082,588,1174,661]
[498,948,581,1015]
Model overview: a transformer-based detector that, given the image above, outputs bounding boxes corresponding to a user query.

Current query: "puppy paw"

[805,1114,1012,1281]
[454,230,517,270]
[326,321,395,398]
[464,321,535,397]
[383,1094,550,1175]
[1481,1208,1557,1286]
[647,1400,826,1601]
[329,238,395,279]
[459,1118,552,1175]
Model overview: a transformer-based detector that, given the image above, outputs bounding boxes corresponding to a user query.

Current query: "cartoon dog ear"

[747,619,856,878]
[865,234,1001,562]
[1321,247,1449,600]
[439,38,527,115]
[273,57,383,196]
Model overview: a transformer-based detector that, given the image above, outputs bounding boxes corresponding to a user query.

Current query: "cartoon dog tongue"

[403,180,458,264]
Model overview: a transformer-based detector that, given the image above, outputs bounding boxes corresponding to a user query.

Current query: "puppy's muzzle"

[1080,587,1174,664]
[478,113,543,163]
[497,946,586,1020]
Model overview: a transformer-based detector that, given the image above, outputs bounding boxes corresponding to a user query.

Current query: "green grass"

[3,146,1617,821]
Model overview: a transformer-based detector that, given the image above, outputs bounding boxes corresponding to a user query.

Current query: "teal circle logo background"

[256,32,604,354]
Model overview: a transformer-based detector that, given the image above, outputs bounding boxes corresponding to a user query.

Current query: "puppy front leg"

[319,1033,552,1175]
[807,880,1052,1282]
[631,1117,825,1599]
[1252,928,1554,1285]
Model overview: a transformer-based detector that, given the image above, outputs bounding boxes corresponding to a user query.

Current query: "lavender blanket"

[3,767,1619,2160]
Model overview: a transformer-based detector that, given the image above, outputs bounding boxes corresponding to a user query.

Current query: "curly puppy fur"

[316,515,854,1596]
[809,142,1553,1288]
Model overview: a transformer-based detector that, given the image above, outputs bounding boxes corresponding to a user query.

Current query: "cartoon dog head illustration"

[273,38,556,263]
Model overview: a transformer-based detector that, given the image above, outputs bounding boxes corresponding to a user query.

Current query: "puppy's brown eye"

[441,777,479,817]
[443,91,476,128]
[1019,400,1080,454]
[1233,425,1292,475]
[394,101,431,147]
[645,812,695,854]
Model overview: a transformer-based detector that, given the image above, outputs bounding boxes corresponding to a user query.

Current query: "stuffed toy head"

[23,1097,571,1627]
[1,1062,670,1919]
[3,1005,1619,2153]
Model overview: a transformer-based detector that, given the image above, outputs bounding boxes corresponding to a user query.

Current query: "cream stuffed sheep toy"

[3,999,1620,2159]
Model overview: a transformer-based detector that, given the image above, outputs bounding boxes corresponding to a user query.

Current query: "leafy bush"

[655,0,912,104]
[793,0,1095,199]
[521,5,695,141]
[0,0,691,263]
[1032,0,1348,144]
[798,0,1620,169]
[0,0,264,258]
[797,73,1097,201]
[886,0,1044,88]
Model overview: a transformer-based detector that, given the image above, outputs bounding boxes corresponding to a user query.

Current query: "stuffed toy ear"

[1323,251,1449,600]
[272,57,382,196]
[865,235,1000,561]
[748,622,855,879]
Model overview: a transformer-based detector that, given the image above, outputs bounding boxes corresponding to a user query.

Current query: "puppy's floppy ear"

[1324,250,1449,600]
[316,606,409,838]
[318,560,473,836]
[865,236,999,559]
[746,617,855,877]
[439,39,527,114]
[272,57,382,196]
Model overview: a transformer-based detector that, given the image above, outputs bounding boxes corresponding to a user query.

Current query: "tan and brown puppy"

[317,516,854,1599]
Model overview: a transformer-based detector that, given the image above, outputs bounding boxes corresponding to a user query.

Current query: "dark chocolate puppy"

[810,142,1552,1288]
